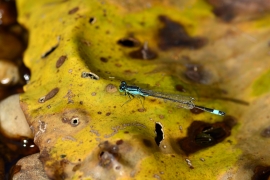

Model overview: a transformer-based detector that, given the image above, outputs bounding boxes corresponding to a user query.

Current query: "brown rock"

[0,30,24,60]
[12,153,49,180]
[0,60,20,86]
[0,1,17,26]
[0,94,33,139]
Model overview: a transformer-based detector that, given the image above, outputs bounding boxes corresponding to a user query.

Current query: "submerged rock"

[0,60,21,86]
[0,30,24,60]
[0,94,33,139]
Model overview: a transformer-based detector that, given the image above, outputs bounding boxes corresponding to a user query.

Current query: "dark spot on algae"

[175,84,185,92]
[252,165,270,180]
[223,115,237,128]
[142,139,153,148]
[190,107,204,115]
[89,17,96,24]
[129,42,157,60]
[99,151,112,167]
[208,3,235,22]
[47,91,59,102]
[68,7,79,15]
[62,117,68,123]
[138,108,146,112]
[56,55,67,68]
[106,112,111,116]
[39,149,50,163]
[184,63,206,83]
[100,57,108,63]
[123,69,137,75]
[116,139,123,145]
[39,87,59,103]
[158,15,207,50]
[81,39,91,46]
[177,116,236,155]
[117,37,141,47]
[72,164,81,172]
[98,141,120,168]
[115,63,122,67]
[261,126,270,138]
[159,115,165,119]
[115,166,121,170]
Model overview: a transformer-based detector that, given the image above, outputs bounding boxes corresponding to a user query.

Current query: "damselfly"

[119,81,225,116]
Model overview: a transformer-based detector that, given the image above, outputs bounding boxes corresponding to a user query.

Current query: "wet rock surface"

[0,29,24,60]
[0,94,33,139]
[0,1,34,179]
[11,153,49,180]
[0,60,21,87]
[0,0,17,26]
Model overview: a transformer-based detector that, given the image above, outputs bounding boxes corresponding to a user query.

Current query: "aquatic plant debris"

[17,0,270,179]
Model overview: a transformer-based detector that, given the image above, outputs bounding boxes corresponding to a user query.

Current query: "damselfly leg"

[121,92,134,107]
[121,92,145,108]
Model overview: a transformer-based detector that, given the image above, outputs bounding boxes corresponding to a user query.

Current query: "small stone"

[0,94,33,139]
[0,60,20,86]
[0,30,24,60]
[0,1,17,26]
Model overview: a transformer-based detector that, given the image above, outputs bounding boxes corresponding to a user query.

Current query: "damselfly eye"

[119,81,127,91]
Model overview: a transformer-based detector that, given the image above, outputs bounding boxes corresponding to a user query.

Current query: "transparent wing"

[141,89,195,109]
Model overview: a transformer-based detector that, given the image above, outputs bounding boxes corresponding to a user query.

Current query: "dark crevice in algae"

[158,15,207,50]
[155,122,164,146]
[252,165,270,180]
[129,42,157,60]
[177,115,237,155]
[41,44,58,58]
[117,37,141,47]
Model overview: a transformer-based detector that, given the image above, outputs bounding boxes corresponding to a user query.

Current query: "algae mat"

[17,0,270,179]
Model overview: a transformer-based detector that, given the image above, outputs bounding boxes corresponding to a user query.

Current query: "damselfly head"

[119,81,127,92]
